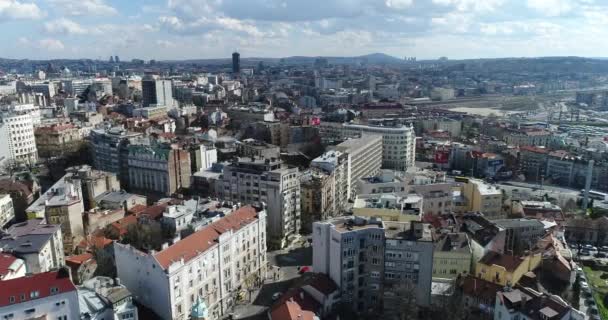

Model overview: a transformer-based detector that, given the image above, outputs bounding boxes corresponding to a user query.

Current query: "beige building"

[127,143,191,196]
[459,178,504,219]
[65,165,121,211]
[27,173,85,253]
[334,134,383,198]
[300,169,334,234]
[35,123,83,159]
[432,233,473,280]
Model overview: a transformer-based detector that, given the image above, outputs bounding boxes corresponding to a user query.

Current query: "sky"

[1,0,607,61]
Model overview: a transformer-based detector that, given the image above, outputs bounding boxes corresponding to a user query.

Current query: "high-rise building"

[232,52,240,74]
[216,157,300,249]
[313,217,434,315]
[320,122,415,171]
[312,216,385,315]
[142,75,175,108]
[334,134,383,198]
[0,111,38,165]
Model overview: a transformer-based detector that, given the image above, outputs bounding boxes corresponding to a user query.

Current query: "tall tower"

[232,51,240,74]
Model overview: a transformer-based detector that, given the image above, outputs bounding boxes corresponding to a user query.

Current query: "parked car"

[580,250,591,256]
[272,292,282,301]
[596,252,606,258]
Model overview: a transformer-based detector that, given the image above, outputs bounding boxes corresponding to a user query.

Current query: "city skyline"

[1,0,607,61]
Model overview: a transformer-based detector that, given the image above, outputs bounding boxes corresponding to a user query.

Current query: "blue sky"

[1,0,607,60]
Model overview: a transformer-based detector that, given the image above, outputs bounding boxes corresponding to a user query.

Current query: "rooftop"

[383,221,433,241]
[435,232,471,253]
[0,219,60,253]
[479,251,524,272]
[0,270,76,307]
[154,206,259,269]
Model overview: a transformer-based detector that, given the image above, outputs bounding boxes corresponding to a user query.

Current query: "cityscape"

[4,1,608,320]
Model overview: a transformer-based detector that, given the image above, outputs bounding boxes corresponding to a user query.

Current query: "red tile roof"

[77,235,113,252]
[271,299,316,320]
[136,204,167,220]
[479,252,524,272]
[154,206,258,269]
[65,253,94,267]
[520,146,549,154]
[0,270,76,307]
[128,204,148,215]
[110,215,138,236]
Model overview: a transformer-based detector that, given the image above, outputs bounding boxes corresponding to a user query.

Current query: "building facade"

[0,219,64,274]
[0,193,14,228]
[0,270,79,320]
[114,206,267,320]
[334,134,383,199]
[34,123,83,159]
[0,111,38,165]
[127,143,191,196]
[216,157,300,249]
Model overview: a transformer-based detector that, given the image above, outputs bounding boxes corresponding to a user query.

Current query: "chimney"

[114,278,121,286]
[300,291,304,300]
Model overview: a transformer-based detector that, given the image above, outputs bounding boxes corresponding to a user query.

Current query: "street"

[230,238,312,319]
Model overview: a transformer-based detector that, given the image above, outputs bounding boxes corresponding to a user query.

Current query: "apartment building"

[34,123,83,159]
[237,138,280,160]
[65,165,121,211]
[495,219,546,254]
[334,134,383,199]
[216,157,300,249]
[114,206,267,320]
[0,270,79,320]
[89,127,142,187]
[26,173,84,253]
[356,170,409,195]
[0,111,38,165]
[0,219,64,273]
[312,216,385,315]
[459,178,504,219]
[383,221,434,314]
[432,232,473,280]
[310,150,349,213]
[300,168,334,234]
[0,193,14,228]
[321,122,416,171]
[127,143,191,196]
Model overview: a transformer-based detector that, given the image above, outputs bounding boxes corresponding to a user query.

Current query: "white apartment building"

[334,134,383,199]
[216,157,300,249]
[114,206,267,320]
[322,122,415,172]
[1,104,41,125]
[0,270,79,320]
[193,144,218,171]
[0,219,65,273]
[0,111,38,165]
[0,193,14,228]
[313,216,386,315]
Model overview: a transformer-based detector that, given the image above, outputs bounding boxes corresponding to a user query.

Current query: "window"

[50,287,59,294]
[9,296,15,303]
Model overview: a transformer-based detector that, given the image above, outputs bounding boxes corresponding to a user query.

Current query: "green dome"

[190,296,209,320]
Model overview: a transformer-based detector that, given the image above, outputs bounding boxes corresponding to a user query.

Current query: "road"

[230,238,312,320]
[497,181,581,203]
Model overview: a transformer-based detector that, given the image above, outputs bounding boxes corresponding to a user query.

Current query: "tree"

[393,280,418,320]
[122,222,164,252]
[93,247,116,278]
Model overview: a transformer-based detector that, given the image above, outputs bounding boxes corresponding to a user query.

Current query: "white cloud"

[385,0,413,10]
[48,0,117,16]
[38,38,65,51]
[432,0,505,12]
[0,0,44,20]
[44,18,87,35]
[527,0,573,17]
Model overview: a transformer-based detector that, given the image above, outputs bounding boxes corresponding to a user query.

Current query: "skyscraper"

[232,51,240,74]
[141,75,175,107]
